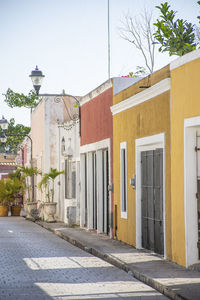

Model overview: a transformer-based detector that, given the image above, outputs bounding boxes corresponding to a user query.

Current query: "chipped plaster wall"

[60,120,80,224]
[31,95,79,221]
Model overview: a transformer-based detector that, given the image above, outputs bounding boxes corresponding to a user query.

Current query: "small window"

[120,142,127,219]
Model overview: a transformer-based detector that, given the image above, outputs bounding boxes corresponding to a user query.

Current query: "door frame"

[135,133,166,258]
[184,116,200,267]
[80,138,112,236]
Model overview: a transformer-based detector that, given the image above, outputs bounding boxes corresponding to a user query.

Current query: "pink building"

[80,77,140,237]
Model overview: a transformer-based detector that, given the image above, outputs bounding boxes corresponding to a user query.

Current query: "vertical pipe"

[108,0,111,79]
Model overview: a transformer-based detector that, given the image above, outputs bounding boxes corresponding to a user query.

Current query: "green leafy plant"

[0,118,30,154]
[38,168,65,203]
[17,166,40,202]
[0,178,24,206]
[153,2,197,56]
[3,88,40,109]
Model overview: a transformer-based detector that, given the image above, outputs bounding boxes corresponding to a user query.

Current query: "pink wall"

[81,87,113,146]
[81,87,114,198]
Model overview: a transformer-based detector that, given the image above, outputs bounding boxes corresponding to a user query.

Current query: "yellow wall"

[114,65,170,105]
[113,88,171,258]
[170,57,200,266]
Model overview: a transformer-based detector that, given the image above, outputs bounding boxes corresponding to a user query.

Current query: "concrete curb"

[35,221,187,300]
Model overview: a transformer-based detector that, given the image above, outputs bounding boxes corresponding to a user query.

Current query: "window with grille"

[120,142,127,218]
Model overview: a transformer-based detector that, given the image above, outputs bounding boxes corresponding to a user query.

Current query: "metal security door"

[141,149,164,255]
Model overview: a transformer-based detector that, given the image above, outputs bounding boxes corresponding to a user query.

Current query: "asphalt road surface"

[0,217,169,300]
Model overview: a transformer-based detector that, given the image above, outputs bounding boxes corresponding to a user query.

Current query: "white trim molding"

[170,48,200,71]
[80,80,112,106]
[80,138,112,237]
[184,116,200,267]
[80,138,110,154]
[135,133,166,258]
[111,78,170,116]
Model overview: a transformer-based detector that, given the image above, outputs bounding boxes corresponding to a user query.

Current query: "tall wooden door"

[141,148,164,255]
[103,149,109,234]
[92,152,97,230]
[195,132,200,258]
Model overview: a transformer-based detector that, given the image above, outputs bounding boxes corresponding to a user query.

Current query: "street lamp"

[0,116,8,131]
[29,66,81,136]
[29,66,45,96]
[0,117,8,144]
[0,116,32,161]
[3,145,10,159]
[0,116,34,198]
[0,132,7,144]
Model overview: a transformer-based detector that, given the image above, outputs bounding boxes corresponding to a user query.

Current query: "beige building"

[31,95,80,224]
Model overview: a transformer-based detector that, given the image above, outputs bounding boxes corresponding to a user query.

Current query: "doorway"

[141,149,164,255]
[135,133,166,257]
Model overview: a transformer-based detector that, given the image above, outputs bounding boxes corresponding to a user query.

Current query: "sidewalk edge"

[35,221,187,300]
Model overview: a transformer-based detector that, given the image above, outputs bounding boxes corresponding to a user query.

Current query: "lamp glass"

[0,116,8,131]
[4,145,10,152]
[31,75,44,86]
[1,123,8,131]
[0,136,7,143]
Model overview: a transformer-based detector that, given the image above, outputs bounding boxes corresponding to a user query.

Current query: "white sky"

[0,0,198,126]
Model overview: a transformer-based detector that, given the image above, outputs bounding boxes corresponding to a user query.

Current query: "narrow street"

[0,217,169,300]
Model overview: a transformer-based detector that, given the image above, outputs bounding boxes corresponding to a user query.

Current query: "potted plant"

[0,178,23,216]
[38,168,64,222]
[0,179,10,216]
[17,166,40,220]
[8,169,24,216]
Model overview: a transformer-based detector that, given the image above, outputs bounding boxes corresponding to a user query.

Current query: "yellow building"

[170,49,200,267]
[111,49,200,268]
[111,65,172,260]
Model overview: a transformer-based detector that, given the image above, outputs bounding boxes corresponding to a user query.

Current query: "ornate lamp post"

[0,116,8,131]
[29,66,81,136]
[29,66,45,96]
[0,117,32,162]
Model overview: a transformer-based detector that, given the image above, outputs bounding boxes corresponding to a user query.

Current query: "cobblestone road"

[0,217,169,300]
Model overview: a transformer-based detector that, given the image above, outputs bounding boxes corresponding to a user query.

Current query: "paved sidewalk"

[35,221,200,300]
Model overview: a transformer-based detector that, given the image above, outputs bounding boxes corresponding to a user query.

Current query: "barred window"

[120,142,127,218]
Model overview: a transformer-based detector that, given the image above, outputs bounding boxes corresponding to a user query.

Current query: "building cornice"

[80,138,110,153]
[80,80,112,106]
[170,48,200,71]
[111,78,170,116]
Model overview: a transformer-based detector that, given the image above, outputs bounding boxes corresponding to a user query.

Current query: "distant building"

[0,153,17,179]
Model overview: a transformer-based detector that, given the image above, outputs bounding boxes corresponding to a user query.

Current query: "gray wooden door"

[141,148,164,255]
[103,149,109,234]
[92,152,97,230]
[195,132,200,258]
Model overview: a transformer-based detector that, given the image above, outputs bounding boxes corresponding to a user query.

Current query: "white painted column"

[184,125,199,266]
